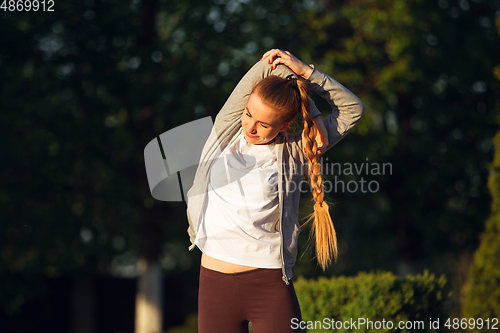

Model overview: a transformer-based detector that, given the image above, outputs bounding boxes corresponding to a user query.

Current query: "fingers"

[317,140,329,154]
[271,56,287,70]
[260,49,273,59]
[261,48,282,61]
[261,49,312,78]
[260,49,278,60]
[271,51,294,70]
[260,49,293,67]
[311,116,329,155]
[318,138,329,154]
[267,50,283,69]
[316,139,326,154]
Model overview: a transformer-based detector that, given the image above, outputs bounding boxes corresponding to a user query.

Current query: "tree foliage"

[463,131,500,322]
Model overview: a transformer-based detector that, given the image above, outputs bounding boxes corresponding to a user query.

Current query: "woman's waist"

[201,253,265,273]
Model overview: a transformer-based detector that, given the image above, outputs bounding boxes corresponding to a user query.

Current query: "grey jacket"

[186,58,365,284]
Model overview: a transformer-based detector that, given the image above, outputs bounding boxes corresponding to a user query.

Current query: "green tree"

[463,9,500,316]
[463,130,500,325]
[463,13,500,321]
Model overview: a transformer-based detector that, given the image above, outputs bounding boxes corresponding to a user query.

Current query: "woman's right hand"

[260,49,313,79]
[312,115,329,154]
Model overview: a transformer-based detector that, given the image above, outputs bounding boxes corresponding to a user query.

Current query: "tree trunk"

[70,275,96,333]
[134,0,163,331]
[135,258,163,333]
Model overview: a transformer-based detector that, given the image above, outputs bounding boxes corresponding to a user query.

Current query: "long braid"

[297,80,338,270]
[252,75,338,269]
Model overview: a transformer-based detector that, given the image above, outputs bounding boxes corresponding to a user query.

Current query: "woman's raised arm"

[259,49,365,155]
[305,65,365,154]
[213,56,322,130]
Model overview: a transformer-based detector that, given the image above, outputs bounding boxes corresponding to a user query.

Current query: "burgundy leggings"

[198,265,302,333]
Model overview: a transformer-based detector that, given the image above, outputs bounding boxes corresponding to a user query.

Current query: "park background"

[1,0,499,332]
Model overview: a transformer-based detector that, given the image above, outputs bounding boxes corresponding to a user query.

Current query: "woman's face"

[241,92,290,145]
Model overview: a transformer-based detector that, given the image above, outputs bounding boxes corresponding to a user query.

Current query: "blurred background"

[1,0,499,332]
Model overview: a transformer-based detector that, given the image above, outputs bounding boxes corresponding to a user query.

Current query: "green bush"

[463,131,500,330]
[294,270,448,332]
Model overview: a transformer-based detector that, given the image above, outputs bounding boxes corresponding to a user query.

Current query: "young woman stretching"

[185,49,365,333]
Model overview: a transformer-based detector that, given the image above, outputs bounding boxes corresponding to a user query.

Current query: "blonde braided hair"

[252,75,338,270]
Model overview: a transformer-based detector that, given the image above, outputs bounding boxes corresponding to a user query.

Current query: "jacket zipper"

[279,134,290,285]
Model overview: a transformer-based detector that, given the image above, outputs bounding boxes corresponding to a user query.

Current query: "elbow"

[357,99,366,119]
[252,57,273,78]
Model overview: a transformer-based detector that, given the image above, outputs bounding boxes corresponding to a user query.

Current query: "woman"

[185,49,365,333]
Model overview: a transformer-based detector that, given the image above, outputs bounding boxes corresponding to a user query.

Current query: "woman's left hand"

[312,115,329,154]
[260,49,313,79]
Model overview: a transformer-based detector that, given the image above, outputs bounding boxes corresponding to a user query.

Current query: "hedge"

[294,270,448,332]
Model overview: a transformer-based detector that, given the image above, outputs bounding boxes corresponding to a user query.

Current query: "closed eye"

[245,111,269,128]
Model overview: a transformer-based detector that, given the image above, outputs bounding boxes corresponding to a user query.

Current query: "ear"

[280,121,292,132]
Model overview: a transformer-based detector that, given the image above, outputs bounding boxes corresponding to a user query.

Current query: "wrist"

[302,65,313,80]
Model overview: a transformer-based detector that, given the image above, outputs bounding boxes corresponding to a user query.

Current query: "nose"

[246,120,257,134]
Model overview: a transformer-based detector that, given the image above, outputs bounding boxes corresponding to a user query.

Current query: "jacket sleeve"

[296,65,365,156]
[213,57,321,130]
